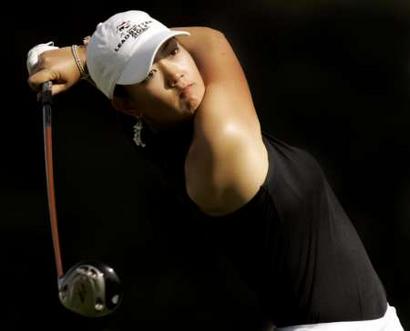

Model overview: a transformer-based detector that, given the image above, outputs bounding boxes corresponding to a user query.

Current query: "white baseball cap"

[87,10,190,99]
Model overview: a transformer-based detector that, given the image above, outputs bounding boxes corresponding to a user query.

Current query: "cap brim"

[117,30,190,86]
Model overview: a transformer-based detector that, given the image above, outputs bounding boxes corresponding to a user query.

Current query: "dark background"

[3,0,410,329]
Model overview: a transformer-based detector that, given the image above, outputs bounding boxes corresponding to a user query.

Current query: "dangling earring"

[133,118,146,148]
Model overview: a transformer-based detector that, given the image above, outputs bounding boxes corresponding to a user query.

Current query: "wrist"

[71,44,94,85]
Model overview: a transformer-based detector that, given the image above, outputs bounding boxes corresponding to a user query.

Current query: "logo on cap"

[116,21,131,33]
[114,20,153,52]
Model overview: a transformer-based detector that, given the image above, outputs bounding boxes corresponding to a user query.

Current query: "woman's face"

[122,37,206,129]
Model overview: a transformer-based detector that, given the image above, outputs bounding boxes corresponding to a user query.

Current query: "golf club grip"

[42,81,64,278]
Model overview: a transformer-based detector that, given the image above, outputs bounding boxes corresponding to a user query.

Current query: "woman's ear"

[111,97,139,118]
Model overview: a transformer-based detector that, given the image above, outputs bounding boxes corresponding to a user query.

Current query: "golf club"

[27,42,123,317]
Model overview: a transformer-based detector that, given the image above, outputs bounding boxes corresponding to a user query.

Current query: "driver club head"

[58,261,122,317]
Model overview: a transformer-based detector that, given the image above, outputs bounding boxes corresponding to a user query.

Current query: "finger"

[27,69,59,92]
[34,83,66,101]
[52,84,69,95]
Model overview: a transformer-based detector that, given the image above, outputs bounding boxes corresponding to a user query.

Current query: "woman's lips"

[179,84,194,99]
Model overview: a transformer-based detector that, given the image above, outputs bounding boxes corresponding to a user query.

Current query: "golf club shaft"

[42,82,64,278]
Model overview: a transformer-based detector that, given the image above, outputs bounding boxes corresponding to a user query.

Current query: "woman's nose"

[168,71,184,87]
[161,62,184,87]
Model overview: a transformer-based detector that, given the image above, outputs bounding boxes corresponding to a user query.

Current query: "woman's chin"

[179,89,204,114]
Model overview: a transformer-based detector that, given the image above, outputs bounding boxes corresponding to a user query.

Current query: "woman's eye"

[170,47,179,56]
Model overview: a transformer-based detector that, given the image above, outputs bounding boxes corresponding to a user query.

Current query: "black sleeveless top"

[122,117,387,327]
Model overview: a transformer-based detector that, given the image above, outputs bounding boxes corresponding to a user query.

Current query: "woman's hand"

[27,46,85,95]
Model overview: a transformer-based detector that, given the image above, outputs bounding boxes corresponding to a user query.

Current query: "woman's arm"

[172,27,268,215]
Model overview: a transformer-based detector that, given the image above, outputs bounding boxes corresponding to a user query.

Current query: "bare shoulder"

[185,106,269,216]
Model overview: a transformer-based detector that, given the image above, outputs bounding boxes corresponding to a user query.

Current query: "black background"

[3,0,410,329]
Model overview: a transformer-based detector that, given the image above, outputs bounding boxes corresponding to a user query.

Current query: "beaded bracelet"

[71,44,93,83]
